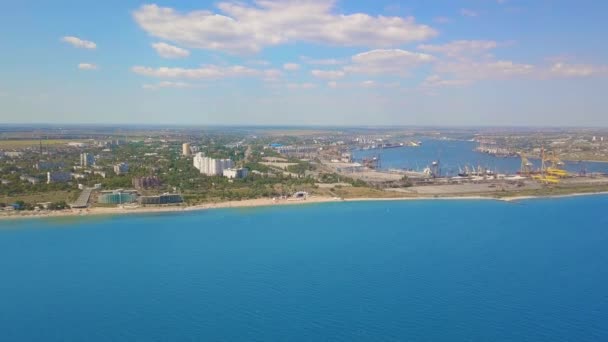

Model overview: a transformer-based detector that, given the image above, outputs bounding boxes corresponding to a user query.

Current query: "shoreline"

[2,191,608,221]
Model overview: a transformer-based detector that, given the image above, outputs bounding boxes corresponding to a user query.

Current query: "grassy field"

[0,139,83,149]
[0,191,79,204]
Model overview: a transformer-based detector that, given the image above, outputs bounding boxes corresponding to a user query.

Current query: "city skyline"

[1,0,607,126]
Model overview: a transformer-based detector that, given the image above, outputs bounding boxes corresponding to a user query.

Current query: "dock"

[71,188,93,208]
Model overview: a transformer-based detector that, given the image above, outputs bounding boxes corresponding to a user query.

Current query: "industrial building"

[139,193,183,205]
[193,153,234,176]
[97,190,138,204]
[223,168,249,179]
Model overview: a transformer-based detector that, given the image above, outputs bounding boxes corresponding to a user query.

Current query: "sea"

[353,139,608,175]
[1,195,608,341]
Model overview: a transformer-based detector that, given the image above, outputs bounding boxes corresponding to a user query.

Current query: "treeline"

[0,200,68,211]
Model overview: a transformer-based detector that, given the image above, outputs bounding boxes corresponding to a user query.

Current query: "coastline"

[2,191,608,221]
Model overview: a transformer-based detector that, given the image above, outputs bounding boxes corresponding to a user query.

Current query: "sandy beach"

[1,191,607,221]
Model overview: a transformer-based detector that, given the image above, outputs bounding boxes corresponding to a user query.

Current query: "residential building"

[182,143,191,156]
[132,176,162,189]
[4,152,24,158]
[80,153,95,167]
[20,175,39,184]
[114,162,129,175]
[94,170,107,178]
[47,171,72,184]
[223,168,249,179]
[35,161,65,170]
[193,153,233,176]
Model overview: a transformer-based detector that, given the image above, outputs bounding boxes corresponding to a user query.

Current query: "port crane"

[519,152,534,176]
[532,148,567,184]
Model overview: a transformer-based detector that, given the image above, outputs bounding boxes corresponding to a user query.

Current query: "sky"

[1,0,607,126]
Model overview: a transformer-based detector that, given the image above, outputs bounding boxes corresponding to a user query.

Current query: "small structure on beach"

[293,191,308,200]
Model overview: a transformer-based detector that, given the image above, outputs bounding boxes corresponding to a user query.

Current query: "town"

[1,125,608,215]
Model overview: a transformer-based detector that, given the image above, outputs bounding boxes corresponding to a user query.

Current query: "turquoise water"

[354,139,608,175]
[1,196,608,341]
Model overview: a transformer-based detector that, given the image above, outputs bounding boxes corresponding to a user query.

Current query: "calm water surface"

[1,196,608,341]
[354,139,608,175]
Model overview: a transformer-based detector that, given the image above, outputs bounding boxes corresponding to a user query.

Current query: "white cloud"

[133,65,257,79]
[283,63,300,71]
[460,9,478,17]
[78,63,98,70]
[133,2,437,54]
[132,65,282,82]
[311,69,346,80]
[549,62,608,77]
[327,81,338,88]
[360,80,377,88]
[359,80,400,88]
[437,60,534,79]
[287,82,316,89]
[262,69,283,82]
[151,42,190,58]
[61,36,97,49]
[421,75,471,87]
[344,49,435,75]
[142,81,192,90]
[434,16,451,24]
[312,49,434,79]
[300,56,346,65]
[248,60,271,66]
[418,40,497,57]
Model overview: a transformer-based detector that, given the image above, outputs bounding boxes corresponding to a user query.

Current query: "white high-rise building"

[114,162,129,175]
[182,143,191,156]
[223,168,249,179]
[80,152,95,167]
[193,153,234,176]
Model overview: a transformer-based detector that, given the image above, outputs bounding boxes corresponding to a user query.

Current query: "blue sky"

[1,0,607,126]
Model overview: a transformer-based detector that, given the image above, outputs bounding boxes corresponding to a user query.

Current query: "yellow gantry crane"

[532,148,568,184]
[519,152,534,176]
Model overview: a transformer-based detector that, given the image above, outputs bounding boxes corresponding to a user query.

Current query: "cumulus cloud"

[78,63,98,70]
[436,60,534,79]
[311,69,346,80]
[132,65,257,79]
[133,2,437,54]
[287,82,316,89]
[311,49,434,80]
[345,49,434,75]
[460,9,478,17]
[421,75,471,87]
[142,81,192,90]
[358,80,400,88]
[418,40,497,57]
[300,56,346,65]
[132,64,282,82]
[434,16,451,24]
[549,62,608,77]
[61,36,97,49]
[283,63,300,71]
[261,69,283,81]
[151,42,190,58]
